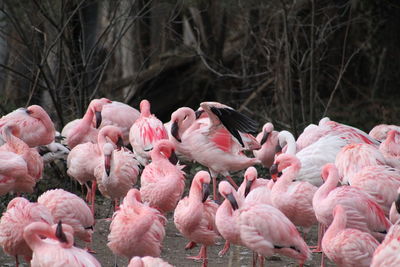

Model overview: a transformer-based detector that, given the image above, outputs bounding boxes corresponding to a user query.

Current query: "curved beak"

[116,136,124,150]
[275,143,282,153]
[171,121,181,142]
[168,150,178,165]
[396,194,400,214]
[260,131,269,146]
[270,164,278,175]
[226,193,239,210]
[105,154,111,176]
[202,183,210,202]
[195,109,205,120]
[95,111,102,129]
[56,221,68,243]
[244,179,253,197]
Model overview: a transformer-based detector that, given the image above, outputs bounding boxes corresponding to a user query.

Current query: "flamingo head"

[54,221,74,248]
[219,181,239,210]
[270,154,301,181]
[102,143,114,176]
[26,105,50,121]
[89,99,108,128]
[153,140,178,165]
[193,171,211,202]
[244,167,257,197]
[170,107,195,142]
[321,163,338,182]
[100,126,124,149]
[260,122,274,145]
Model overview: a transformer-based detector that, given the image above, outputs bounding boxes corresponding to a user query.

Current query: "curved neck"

[274,162,300,190]
[140,100,151,117]
[188,180,202,202]
[315,167,339,200]
[180,108,196,134]
[3,128,27,153]
[325,209,347,239]
[280,131,296,155]
[23,223,52,251]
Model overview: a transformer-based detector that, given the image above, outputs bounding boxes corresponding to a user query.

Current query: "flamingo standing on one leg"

[322,205,379,267]
[174,171,219,267]
[140,140,185,213]
[23,221,101,267]
[37,189,95,252]
[108,188,166,259]
[0,197,53,266]
[0,105,55,147]
[371,224,400,267]
[129,99,168,165]
[95,142,140,211]
[253,122,279,168]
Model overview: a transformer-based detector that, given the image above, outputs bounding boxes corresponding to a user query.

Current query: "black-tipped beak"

[275,143,282,153]
[56,220,68,243]
[105,154,111,176]
[169,150,178,165]
[244,179,253,197]
[226,193,239,210]
[171,121,181,142]
[195,110,205,120]
[396,194,400,214]
[25,108,32,115]
[270,164,278,175]
[95,111,102,128]
[260,131,270,146]
[116,136,124,150]
[202,183,210,203]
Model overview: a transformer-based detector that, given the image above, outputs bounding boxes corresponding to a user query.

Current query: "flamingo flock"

[0,98,399,267]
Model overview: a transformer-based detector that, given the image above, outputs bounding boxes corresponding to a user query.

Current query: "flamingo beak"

[260,131,269,146]
[226,193,239,210]
[168,150,178,165]
[105,154,111,176]
[195,109,205,120]
[244,179,253,197]
[270,164,281,181]
[202,183,210,203]
[396,194,400,214]
[56,221,68,243]
[171,121,181,142]
[116,136,124,150]
[95,111,102,128]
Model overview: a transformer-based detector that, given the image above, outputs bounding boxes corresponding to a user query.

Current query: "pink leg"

[84,242,96,254]
[185,241,197,250]
[218,240,230,257]
[187,245,207,266]
[15,255,19,267]
[312,223,325,253]
[114,198,120,211]
[320,252,325,267]
[91,180,97,216]
[258,254,264,267]
[225,175,238,189]
[252,252,257,267]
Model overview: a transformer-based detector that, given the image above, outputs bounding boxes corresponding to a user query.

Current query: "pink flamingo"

[95,142,140,210]
[95,98,140,145]
[253,122,279,168]
[322,205,379,267]
[379,129,400,168]
[0,197,53,266]
[313,163,391,242]
[371,224,400,267]
[349,165,400,215]
[170,102,260,199]
[369,124,400,142]
[108,188,166,259]
[37,189,94,251]
[140,139,185,213]
[0,105,55,147]
[270,154,318,234]
[129,99,168,165]
[237,166,272,201]
[174,171,219,267]
[217,181,311,266]
[0,151,32,195]
[64,98,111,149]
[67,125,124,214]
[128,256,173,267]
[335,143,392,184]
[23,221,101,267]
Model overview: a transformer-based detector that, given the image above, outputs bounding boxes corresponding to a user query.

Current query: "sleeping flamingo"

[95,142,140,211]
[0,105,55,147]
[128,256,173,267]
[253,122,279,168]
[23,221,101,267]
[217,181,311,266]
[67,125,124,214]
[0,197,53,266]
[371,224,400,267]
[108,188,166,259]
[37,189,95,252]
[140,140,185,214]
[270,154,318,234]
[322,205,379,267]
[174,171,219,267]
[369,124,400,142]
[389,188,400,224]
[379,129,400,168]
[170,102,260,199]
[129,99,168,165]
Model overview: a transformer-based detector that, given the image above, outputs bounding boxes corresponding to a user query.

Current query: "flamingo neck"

[274,163,300,190]
[316,168,339,200]
[3,128,27,153]
[188,181,202,203]
[140,100,151,117]
[23,223,52,251]
[324,210,347,239]
[280,131,297,155]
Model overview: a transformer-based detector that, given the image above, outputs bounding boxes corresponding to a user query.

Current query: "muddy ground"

[0,196,334,267]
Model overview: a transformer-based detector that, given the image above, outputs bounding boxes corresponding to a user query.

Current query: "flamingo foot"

[218,241,230,257]
[84,246,97,254]
[185,241,197,250]
[187,245,207,263]
[311,247,323,253]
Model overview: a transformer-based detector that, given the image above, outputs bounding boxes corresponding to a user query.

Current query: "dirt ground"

[0,195,334,267]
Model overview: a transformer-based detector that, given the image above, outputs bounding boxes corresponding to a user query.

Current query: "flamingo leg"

[84,242,96,254]
[187,245,207,267]
[252,252,257,267]
[218,240,230,257]
[114,198,120,211]
[320,252,325,267]
[91,180,97,216]
[258,254,264,267]
[15,255,19,267]
[212,174,219,201]
[225,175,239,189]
[185,241,197,250]
[84,183,91,203]
[312,223,325,253]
